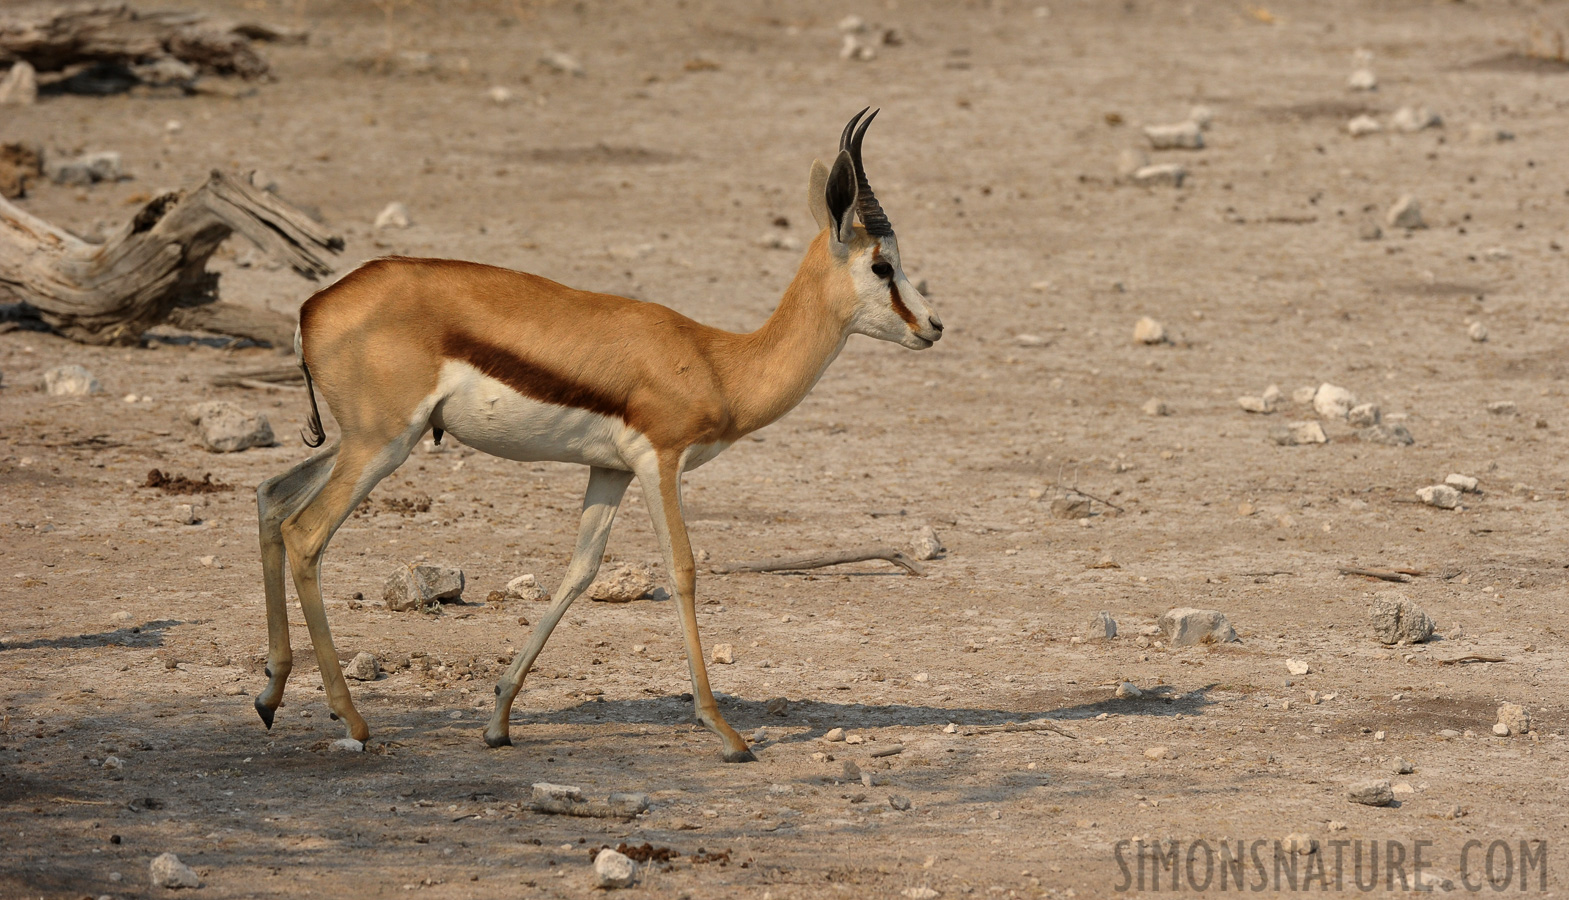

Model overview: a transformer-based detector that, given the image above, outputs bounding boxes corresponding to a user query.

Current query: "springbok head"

[808,108,944,350]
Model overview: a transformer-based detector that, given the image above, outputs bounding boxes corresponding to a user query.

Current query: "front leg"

[637,452,754,763]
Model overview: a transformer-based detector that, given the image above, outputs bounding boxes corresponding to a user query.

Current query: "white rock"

[1132,316,1166,344]
[1486,400,1517,416]
[1270,421,1328,446]
[504,573,550,601]
[1468,321,1488,342]
[384,563,465,611]
[185,400,274,452]
[903,888,940,900]
[1369,592,1435,645]
[1238,395,1273,414]
[531,782,582,803]
[840,34,876,61]
[710,643,735,665]
[149,853,201,889]
[1358,422,1414,446]
[1283,833,1319,855]
[1346,115,1381,137]
[1159,607,1239,646]
[48,151,123,186]
[1085,610,1117,641]
[1115,681,1143,699]
[1492,722,1510,737]
[374,202,411,229]
[43,364,103,396]
[1498,703,1530,735]
[1291,385,1318,406]
[1144,746,1169,761]
[588,562,657,602]
[1313,383,1357,420]
[174,503,198,525]
[824,727,846,742]
[1391,105,1441,132]
[594,848,637,889]
[1347,779,1394,806]
[1131,163,1186,187]
[1142,120,1204,150]
[344,651,380,681]
[0,60,38,105]
[1347,68,1378,91]
[330,738,365,752]
[1141,398,1170,416]
[911,525,944,561]
[1286,659,1311,676]
[1444,473,1479,493]
[1347,402,1381,427]
[487,85,512,104]
[1014,333,1048,347]
[1416,484,1461,509]
[1386,195,1425,229]
[1116,147,1150,177]
[1261,384,1282,407]
[541,51,585,75]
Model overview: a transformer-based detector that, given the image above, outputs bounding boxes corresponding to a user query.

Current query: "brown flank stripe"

[441,330,630,422]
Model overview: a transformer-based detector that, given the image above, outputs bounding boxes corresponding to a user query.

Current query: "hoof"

[723,747,758,764]
[483,731,512,749]
[254,697,276,730]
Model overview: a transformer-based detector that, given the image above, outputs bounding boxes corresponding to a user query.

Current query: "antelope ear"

[807,158,832,231]
[823,150,858,247]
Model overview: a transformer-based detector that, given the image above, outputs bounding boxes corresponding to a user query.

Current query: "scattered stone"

[1189,105,1214,129]
[1085,611,1117,641]
[1386,195,1425,230]
[1142,120,1204,150]
[1116,147,1149,177]
[1131,163,1186,187]
[1270,421,1328,446]
[1115,681,1143,699]
[1467,321,1488,342]
[487,85,512,104]
[902,888,939,900]
[384,563,465,612]
[184,400,274,452]
[1238,395,1274,414]
[149,853,201,889]
[1050,493,1093,520]
[1416,484,1461,510]
[0,61,38,105]
[1144,746,1169,761]
[1158,607,1239,646]
[1486,400,1517,416]
[1359,222,1384,240]
[1498,703,1530,735]
[1444,474,1479,493]
[1291,385,1318,406]
[911,526,945,561]
[1347,403,1381,428]
[1392,757,1414,775]
[1013,333,1048,347]
[889,794,912,811]
[1286,659,1311,676]
[1313,383,1357,420]
[344,651,380,681]
[710,643,735,665]
[374,202,410,229]
[330,738,364,752]
[1141,398,1170,416]
[588,562,658,602]
[48,151,124,186]
[1464,123,1512,144]
[1346,115,1381,137]
[764,697,789,716]
[839,34,876,61]
[505,574,549,601]
[532,782,582,804]
[824,727,846,742]
[1370,593,1435,645]
[594,848,637,889]
[842,760,862,781]
[541,51,585,76]
[1358,423,1414,446]
[1391,105,1441,132]
[174,503,198,525]
[43,364,103,396]
[1347,780,1394,806]
[1492,722,1510,737]
[1284,833,1318,855]
[1347,68,1378,91]
[1328,820,1348,832]
[1132,316,1166,344]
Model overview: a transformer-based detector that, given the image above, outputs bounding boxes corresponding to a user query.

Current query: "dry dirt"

[3,1,1569,897]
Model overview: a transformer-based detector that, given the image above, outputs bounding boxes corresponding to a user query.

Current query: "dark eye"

[871,261,894,279]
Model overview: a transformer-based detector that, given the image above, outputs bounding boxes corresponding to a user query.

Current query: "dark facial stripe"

[441,330,629,422]
[888,279,918,327]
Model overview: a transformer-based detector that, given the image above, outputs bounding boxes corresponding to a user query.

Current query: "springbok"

[254,109,942,762]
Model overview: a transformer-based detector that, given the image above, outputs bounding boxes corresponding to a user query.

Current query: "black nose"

[931,319,944,332]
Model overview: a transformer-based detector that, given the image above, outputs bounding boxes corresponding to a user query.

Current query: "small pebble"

[1467,322,1488,342]
[1132,316,1166,344]
[824,727,846,742]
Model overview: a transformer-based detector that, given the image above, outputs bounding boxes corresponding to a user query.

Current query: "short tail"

[296,327,327,448]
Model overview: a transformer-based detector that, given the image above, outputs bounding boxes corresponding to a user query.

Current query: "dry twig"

[1338,566,1413,583]
[959,719,1078,739]
[713,548,926,576]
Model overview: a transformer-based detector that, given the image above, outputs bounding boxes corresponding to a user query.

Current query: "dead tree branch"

[713,548,926,576]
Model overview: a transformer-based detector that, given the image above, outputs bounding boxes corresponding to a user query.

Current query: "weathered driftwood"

[713,548,926,576]
[210,363,305,391]
[0,5,270,80]
[959,719,1078,739]
[0,169,341,346]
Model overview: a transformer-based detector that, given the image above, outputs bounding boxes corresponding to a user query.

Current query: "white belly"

[429,361,631,468]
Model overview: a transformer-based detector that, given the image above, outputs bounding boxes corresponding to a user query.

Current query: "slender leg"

[254,446,339,728]
[637,452,754,763]
[484,465,632,747]
[281,429,421,741]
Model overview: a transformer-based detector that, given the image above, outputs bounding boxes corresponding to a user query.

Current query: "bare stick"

[959,719,1078,739]
[1436,655,1507,665]
[713,547,926,576]
[1338,566,1411,583]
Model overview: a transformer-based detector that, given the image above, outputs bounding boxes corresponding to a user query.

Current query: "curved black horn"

[843,108,894,237]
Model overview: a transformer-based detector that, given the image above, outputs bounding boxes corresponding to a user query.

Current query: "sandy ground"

[3,0,1569,896]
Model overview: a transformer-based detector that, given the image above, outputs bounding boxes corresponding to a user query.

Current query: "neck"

[715,233,850,437]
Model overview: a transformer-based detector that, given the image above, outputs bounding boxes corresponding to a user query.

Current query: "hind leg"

[282,427,422,741]
[484,465,632,747]
[254,446,339,729]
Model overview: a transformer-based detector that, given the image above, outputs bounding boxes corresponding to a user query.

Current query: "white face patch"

[845,237,940,349]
